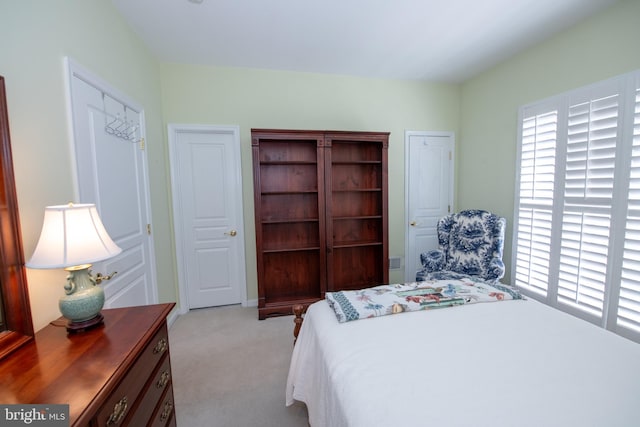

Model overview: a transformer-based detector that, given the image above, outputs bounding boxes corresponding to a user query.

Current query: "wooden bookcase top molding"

[252,129,389,319]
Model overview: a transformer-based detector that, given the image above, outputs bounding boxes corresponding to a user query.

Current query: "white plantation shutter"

[557,94,618,317]
[564,95,619,201]
[514,111,557,296]
[513,70,640,342]
[514,208,553,295]
[558,211,610,317]
[618,85,640,335]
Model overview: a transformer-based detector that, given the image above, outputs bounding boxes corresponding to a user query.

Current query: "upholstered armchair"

[416,210,506,283]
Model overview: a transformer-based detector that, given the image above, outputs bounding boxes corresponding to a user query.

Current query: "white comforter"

[286,297,640,427]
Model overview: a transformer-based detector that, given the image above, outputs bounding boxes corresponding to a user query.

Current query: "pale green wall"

[0,1,177,331]
[459,0,640,281]
[3,0,635,330]
[160,64,460,300]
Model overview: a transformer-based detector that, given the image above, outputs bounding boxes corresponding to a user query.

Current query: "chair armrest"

[420,250,446,273]
[485,257,505,282]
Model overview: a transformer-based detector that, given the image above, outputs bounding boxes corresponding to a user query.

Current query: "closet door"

[325,132,389,291]
[252,130,327,319]
[67,60,158,309]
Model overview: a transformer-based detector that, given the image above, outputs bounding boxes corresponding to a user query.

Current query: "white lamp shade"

[26,203,122,269]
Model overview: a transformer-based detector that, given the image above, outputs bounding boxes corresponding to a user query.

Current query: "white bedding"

[286,296,640,427]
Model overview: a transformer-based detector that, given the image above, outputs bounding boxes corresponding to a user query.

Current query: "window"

[513,70,640,343]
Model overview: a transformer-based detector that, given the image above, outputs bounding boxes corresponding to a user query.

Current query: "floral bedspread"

[325,278,523,323]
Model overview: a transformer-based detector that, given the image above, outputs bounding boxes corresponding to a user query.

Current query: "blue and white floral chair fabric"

[416,210,506,284]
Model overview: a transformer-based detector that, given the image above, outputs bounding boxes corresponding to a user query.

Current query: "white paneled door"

[168,125,246,311]
[405,131,454,282]
[66,59,158,308]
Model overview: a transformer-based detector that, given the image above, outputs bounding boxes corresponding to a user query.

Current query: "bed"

[286,279,640,427]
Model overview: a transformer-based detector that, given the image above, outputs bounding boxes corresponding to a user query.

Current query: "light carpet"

[169,305,309,427]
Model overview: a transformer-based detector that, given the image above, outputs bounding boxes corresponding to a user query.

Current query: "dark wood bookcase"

[252,129,389,319]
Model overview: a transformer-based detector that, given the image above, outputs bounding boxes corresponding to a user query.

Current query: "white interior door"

[405,131,454,282]
[168,124,246,312]
[66,59,158,308]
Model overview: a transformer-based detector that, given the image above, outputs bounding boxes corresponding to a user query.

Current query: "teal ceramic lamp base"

[59,264,105,333]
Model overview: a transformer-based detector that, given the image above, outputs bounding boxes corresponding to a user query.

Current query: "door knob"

[410,221,417,226]
[225,230,237,237]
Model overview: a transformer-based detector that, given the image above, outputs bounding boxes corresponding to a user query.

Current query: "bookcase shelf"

[252,129,389,319]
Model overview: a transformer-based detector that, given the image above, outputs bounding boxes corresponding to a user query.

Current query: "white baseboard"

[243,299,258,308]
[166,306,180,328]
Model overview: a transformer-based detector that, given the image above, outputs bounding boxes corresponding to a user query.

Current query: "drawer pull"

[153,338,168,355]
[160,400,174,422]
[106,396,128,426]
[156,370,171,389]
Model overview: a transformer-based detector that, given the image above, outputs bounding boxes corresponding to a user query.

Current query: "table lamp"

[26,203,122,332]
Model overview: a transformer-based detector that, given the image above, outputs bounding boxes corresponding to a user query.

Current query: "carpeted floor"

[168,305,309,427]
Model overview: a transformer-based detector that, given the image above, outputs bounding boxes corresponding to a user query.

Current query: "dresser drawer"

[149,386,175,427]
[124,354,172,427]
[95,324,170,427]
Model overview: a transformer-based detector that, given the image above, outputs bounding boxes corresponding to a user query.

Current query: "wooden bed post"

[293,304,305,345]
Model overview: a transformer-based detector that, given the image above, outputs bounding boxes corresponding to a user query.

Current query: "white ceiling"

[111,0,618,83]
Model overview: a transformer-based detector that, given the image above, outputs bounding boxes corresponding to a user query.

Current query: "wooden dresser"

[0,303,176,427]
